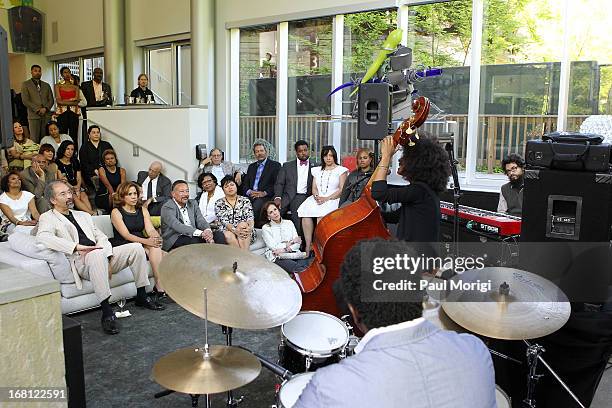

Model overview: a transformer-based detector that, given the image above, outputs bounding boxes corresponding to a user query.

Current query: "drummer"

[294,238,497,408]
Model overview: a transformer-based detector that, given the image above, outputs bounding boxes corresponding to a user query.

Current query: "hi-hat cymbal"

[442,267,570,340]
[152,346,261,395]
[159,244,302,329]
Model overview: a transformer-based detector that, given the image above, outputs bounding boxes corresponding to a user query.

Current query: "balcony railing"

[239,114,590,173]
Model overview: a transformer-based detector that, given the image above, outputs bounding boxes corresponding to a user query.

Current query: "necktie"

[147,180,153,200]
[300,160,308,166]
[253,161,264,191]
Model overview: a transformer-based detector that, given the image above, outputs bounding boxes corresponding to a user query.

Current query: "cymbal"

[159,244,302,329]
[152,346,261,395]
[442,267,571,340]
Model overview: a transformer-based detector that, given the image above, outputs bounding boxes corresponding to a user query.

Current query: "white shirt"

[296,159,309,194]
[141,176,159,201]
[353,317,426,354]
[93,80,103,101]
[199,186,224,223]
[0,191,34,223]
[173,199,203,237]
[210,165,226,185]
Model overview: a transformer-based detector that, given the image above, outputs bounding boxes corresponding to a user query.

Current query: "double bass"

[298,96,431,316]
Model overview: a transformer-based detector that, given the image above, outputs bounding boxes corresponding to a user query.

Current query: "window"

[178,44,191,106]
[239,25,278,162]
[145,42,191,105]
[54,55,104,85]
[82,55,104,82]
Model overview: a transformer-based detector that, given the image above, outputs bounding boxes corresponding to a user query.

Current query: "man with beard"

[497,153,525,216]
[273,140,314,234]
[37,181,163,335]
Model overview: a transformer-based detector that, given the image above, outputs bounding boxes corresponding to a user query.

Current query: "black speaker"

[358,83,391,140]
[62,316,86,408]
[521,169,612,242]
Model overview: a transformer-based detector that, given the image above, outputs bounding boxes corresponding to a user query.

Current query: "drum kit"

[153,245,585,408]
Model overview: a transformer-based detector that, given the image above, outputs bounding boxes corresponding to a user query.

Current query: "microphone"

[237,346,293,380]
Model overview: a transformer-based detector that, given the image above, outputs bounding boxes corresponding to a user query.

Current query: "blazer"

[295,320,497,408]
[20,78,54,119]
[80,80,112,108]
[273,159,314,210]
[195,161,241,182]
[160,199,211,251]
[243,158,281,199]
[136,171,172,206]
[36,209,113,290]
[20,166,57,213]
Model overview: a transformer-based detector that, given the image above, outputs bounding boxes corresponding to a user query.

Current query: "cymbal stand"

[445,137,461,260]
[522,340,585,408]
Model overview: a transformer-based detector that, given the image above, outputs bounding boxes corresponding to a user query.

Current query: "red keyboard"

[440,201,522,237]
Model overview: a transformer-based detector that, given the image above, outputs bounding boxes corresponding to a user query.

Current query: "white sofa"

[0,215,267,314]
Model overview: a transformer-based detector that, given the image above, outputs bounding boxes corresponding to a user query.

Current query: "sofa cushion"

[93,215,114,238]
[61,266,154,298]
[8,232,73,283]
[0,242,54,279]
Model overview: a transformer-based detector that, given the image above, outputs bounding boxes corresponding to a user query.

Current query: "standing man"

[497,153,524,216]
[273,140,313,234]
[136,161,172,216]
[20,64,54,143]
[37,181,164,335]
[243,142,281,227]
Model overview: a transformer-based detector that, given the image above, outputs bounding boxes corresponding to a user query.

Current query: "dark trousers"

[275,258,309,274]
[251,196,269,228]
[170,231,227,251]
[57,110,80,148]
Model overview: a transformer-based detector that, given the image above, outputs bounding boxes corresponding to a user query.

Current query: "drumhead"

[495,385,511,408]
[281,311,349,354]
[279,372,315,408]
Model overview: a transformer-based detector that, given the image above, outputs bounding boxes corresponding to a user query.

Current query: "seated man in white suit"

[37,180,164,335]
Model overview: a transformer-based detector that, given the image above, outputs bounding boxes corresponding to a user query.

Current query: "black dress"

[95,165,122,212]
[56,158,81,187]
[78,140,114,188]
[110,207,145,247]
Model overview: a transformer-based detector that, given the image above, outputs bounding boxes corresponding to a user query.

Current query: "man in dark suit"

[136,161,172,216]
[160,180,225,251]
[20,64,54,143]
[243,142,281,227]
[80,68,112,144]
[274,140,313,234]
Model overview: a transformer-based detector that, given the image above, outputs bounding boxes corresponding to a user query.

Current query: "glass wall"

[147,46,173,104]
[82,55,104,82]
[287,17,333,160]
[178,44,192,106]
[239,25,278,161]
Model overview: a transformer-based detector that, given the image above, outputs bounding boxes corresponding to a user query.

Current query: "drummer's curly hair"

[398,130,450,194]
[340,238,424,329]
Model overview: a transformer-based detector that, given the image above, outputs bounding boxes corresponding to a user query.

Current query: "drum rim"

[278,372,316,406]
[495,385,511,406]
[280,310,349,356]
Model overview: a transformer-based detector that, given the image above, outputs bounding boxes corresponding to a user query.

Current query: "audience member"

[37,181,163,335]
[110,182,166,298]
[196,172,224,227]
[273,140,313,234]
[195,148,242,187]
[297,145,348,254]
[54,67,82,144]
[0,149,8,177]
[20,154,57,213]
[95,149,126,213]
[20,64,54,143]
[215,176,255,250]
[81,68,112,108]
[56,140,95,215]
[40,121,72,152]
[261,201,308,274]
[136,161,171,216]
[8,121,39,170]
[39,144,58,175]
[339,148,374,207]
[0,171,39,233]
[79,125,114,189]
[243,142,281,227]
[160,180,225,251]
[130,74,155,102]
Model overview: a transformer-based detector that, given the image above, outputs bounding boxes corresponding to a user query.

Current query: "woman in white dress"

[0,171,39,233]
[297,145,348,254]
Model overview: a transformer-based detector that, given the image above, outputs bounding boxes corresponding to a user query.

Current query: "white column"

[556,0,571,132]
[465,0,484,184]
[229,29,240,163]
[331,15,344,148]
[397,4,410,46]
[276,22,289,163]
[124,1,142,96]
[103,0,125,99]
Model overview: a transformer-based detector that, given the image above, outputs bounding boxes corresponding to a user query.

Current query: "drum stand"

[522,340,586,408]
[222,325,244,407]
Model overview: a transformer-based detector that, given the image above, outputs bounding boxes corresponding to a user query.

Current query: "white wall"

[43,0,103,57]
[126,0,190,42]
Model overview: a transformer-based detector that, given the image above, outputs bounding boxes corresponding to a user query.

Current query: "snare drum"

[495,385,511,408]
[277,372,314,408]
[279,311,349,373]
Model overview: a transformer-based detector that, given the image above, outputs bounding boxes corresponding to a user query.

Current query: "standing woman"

[0,171,39,233]
[55,140,95,215]
[297,145,348,254]
[371,131,450,242]
[96,149,126,213]
[54,67,81,143]
[261,201,308,274]
[130,74,155,103]
[8,121,39,170]
[214,176,255,250]
[40,122,72,152]
[110,182,166,299]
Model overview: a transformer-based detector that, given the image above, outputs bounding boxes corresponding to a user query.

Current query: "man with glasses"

[136,161,171,216]
[497,153,525,216]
